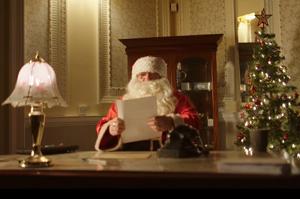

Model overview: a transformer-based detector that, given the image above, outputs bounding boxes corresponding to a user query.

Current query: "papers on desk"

[217,157,291,175]
[116,96,161,143]
[82,152,152,165]
[92,151,152,159]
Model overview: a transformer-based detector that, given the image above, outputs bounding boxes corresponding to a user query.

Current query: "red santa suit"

[95,90,200,151]
[95,56,201,151]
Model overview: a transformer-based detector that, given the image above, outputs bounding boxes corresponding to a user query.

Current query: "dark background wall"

[0,0,10,154]
[0,0,25,154]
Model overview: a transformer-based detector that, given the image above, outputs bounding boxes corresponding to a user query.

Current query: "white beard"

[123,77,177,115]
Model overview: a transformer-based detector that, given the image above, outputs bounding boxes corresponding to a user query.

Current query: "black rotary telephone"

[157,125,209,158]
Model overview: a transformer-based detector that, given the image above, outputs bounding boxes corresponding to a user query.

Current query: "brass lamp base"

[19,105,53,168]
[19,155,52,168]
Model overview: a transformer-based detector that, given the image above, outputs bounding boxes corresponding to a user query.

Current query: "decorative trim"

[157,0,170,36]
[94,121,122,151]
[98,0,163,103]
[155,0,159,36]
[49,0,68,102]
[177,0,191,35]
[98,0,122,103]
[223,0,240,103]
[25,116,100,128]
[265,0,281,45]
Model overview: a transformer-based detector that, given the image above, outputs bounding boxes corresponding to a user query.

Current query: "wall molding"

[49,0,167,104]
[265,0,281,45]
[49,0,68,102]
[25,116,100,128]
[223,0,239,107]
[98,0,165,103]
[177,0,191,35]
[98,0,122,103]
[157,0,171,36]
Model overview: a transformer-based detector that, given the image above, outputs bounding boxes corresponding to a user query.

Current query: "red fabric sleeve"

[173,91,201,130]
[95,103,120,150]
[96,103,117,134]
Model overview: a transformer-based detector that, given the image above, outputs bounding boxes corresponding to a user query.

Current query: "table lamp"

[2,52,67,168]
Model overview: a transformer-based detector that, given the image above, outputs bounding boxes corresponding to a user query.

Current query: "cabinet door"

[175,57,214,147]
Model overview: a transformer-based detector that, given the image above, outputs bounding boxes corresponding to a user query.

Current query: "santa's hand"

[109,118,125,136]
[147,116,174,133]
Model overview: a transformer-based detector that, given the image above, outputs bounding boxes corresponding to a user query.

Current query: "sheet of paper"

[91,151,152,159]
[116,96,161,143]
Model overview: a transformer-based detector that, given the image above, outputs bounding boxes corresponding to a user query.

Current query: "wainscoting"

[23,114,240,151]
[219,111,239,150]
[25,116,99,151]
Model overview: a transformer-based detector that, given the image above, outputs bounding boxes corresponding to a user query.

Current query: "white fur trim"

[131,56,167,79]
[94,120,122,151]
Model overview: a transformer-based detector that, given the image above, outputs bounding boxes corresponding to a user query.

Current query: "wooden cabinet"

[120,34,223,149]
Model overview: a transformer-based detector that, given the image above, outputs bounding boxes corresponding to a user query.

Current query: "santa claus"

[95,56,201,151]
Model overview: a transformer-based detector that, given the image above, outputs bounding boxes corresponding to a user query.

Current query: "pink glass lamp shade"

[2,54,67,108]
[2,52,67,168]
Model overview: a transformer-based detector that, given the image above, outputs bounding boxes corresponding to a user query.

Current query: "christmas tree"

[236,9,300,156]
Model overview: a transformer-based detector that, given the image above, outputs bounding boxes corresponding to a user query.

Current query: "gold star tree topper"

[255,8,272,28]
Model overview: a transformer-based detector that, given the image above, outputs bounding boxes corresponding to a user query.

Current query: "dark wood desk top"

[0,151,299,189]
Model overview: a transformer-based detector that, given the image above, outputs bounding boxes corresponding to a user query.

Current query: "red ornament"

[250,86,256,94]
[255,99,261,105]
[244,103,252,110]
[260,40,265,47]
[281,94,287,100]
[295,92,299,98]
[237,132,244,140]
[283,133,288,141]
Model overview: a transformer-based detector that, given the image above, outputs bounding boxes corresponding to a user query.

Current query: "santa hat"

[131,56,167,79]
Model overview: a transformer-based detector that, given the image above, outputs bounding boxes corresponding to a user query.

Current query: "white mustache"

[124,78,177,115]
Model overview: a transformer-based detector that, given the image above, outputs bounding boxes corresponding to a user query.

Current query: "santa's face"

[136,72,161,82]
[123,74,177,115]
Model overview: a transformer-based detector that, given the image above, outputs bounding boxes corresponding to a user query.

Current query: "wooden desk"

[0,151,299,189]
